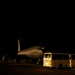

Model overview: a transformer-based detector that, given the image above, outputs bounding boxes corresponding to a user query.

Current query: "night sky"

[0,0,75,56]
[18,29,75,54]
[0,25,75,53]
[0,6,75,54]
[0,26,75,55]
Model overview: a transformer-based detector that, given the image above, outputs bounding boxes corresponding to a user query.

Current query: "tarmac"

[0,60,75,75]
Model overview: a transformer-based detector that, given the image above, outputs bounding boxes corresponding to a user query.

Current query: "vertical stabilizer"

[18,39,20,52]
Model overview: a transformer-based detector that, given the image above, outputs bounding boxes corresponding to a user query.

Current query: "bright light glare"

[69,60,72,68]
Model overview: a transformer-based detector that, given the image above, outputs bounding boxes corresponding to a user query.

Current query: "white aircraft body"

[16,39,44,64]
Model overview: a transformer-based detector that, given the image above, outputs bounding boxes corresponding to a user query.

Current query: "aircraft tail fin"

[18,39,20,52]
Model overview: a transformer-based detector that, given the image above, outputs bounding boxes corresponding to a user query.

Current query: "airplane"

[16,39,44,64]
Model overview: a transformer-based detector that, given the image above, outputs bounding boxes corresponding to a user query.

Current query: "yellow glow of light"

[69,60,72,68]
[43,61,52,67]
